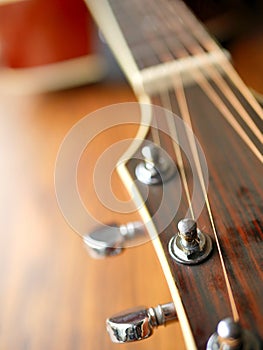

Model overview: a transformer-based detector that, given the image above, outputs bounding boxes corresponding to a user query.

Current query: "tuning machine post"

[106,302,177,343]
[83,221,145,258]
[169,218,213,264]
[135,144,176,185]
[207,317,262,350]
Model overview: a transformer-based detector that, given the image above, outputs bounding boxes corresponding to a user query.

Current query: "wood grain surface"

[0,83,185,350]
[0,32,262,350]
[128,78,262,348]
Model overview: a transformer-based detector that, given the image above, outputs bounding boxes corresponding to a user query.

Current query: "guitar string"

[168,2,263,160]
[168,0,263,122]
[159,71,240,322]
[129,0,260,323]
[218,60,263,120]
[152,0,263,320]
[140,0,240,321]
[151,0,262,162]
[170,69,240,322]
[184,65,262,161]
[173,0,263,119]
[150,109,161,146]
[182,47,262,144]
[129,0,196,217]
[159,90,195,219]
[129,0,262,161]
[162,56,241,322]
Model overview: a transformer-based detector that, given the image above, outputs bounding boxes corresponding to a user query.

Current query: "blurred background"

[0,0,262,349]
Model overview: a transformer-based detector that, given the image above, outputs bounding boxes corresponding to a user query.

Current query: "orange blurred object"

[0,0,93,68]
[0,0,106,93]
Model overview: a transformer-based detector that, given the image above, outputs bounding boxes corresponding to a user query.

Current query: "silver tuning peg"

[169,218,213,264]
[83,222,145,258]
[207,317,262,350]
[106,302,177,343]
[135,144,176,185]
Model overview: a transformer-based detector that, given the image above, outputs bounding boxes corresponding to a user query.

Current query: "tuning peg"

[135,144,176,185]
[169,218,213,264]
[207,317,262,350]
[83,221,145,258]
[106,302,177,343]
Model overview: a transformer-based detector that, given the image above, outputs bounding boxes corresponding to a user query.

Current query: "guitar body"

[85,0,263,349]
[0,0,106,92]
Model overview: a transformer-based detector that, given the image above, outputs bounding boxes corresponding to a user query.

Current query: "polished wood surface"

[129,79,262,348]
[0,34,262,350]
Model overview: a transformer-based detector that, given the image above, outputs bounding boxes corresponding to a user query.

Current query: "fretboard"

[108,0,218,70]
[87,0,231,97]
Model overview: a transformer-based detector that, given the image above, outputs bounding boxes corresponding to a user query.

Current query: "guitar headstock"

[80,0,263,348]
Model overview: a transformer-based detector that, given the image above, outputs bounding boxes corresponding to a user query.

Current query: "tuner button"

[83,222,144,258]
[106,302,177,343]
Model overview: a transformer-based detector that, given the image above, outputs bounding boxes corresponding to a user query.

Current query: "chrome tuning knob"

[106,302,177,343]
[83,221,145,258]
[207,317,262,350]
[135,144,176,185]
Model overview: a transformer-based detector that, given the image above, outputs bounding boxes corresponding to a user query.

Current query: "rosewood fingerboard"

[85,0,263,348]
[108,0,216,69]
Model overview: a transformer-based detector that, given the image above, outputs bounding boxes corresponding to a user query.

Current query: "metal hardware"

[135,144,176,185]
[83,221,144,258]
[169,218,213,264]
[106,302,177,343]
[207,317,263,350]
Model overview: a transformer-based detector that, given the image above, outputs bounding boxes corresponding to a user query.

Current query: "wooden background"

[0,31,262,349]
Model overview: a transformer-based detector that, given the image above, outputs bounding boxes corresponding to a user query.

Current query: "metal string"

[168,0,263,135]
[151,0,262,162]
[169,0,263,121]
[138,0,244,321]
[128,0,263,322]
[159,90,195,219]
[170,68,240,322]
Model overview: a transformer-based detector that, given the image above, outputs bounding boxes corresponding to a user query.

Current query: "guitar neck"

[108,0,218,67]
[86,0,226,91]
[86,0,261,109]
[110,0,219,63]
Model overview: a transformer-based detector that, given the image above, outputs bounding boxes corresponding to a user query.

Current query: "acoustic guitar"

[82,0,262,349]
